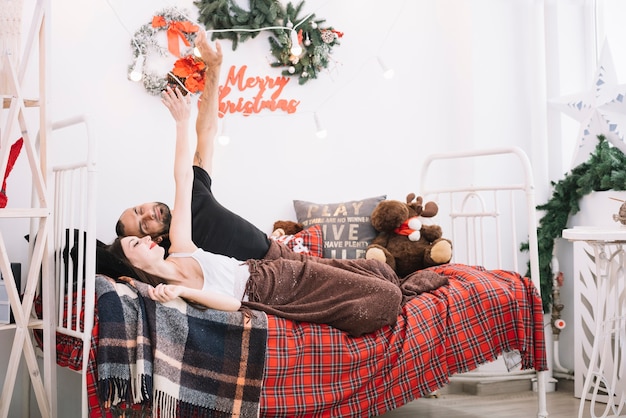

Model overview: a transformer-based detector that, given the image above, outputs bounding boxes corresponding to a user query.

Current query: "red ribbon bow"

[152,15,199,57]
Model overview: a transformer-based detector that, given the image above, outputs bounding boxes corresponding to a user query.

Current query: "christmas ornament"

[268,1,342,85]
[129,7,205,96]
[550,41,626,167]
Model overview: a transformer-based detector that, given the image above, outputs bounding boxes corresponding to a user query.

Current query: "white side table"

[562,227,626,418]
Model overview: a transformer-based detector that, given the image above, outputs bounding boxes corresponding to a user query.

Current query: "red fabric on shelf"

[0,137,24,208]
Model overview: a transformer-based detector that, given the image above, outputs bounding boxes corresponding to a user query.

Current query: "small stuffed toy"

[269,220,324,257]
[271,220,304,238]
[365,193,452,277]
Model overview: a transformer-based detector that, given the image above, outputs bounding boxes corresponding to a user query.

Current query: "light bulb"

[377,56,395,80]
[218,134,230,145]
[382,68,395,80]
[129,55,145,82]
[314,113,328,139]
[290,29,303,56]
[218,119,230,145]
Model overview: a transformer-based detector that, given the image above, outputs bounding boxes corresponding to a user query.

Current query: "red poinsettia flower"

[185,73,205,93]
[172,55,206,78]
[169,55,206,93]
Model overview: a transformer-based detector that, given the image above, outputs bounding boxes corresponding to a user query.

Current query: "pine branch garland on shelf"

[523,135,626,312]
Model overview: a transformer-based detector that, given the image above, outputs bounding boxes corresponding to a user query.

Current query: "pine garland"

[268,1,342,85]
[195,0,342,85]
[523,135,626,312]
[195,0,281,49]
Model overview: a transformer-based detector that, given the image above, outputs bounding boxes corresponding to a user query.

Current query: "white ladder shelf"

[0,0,55,417]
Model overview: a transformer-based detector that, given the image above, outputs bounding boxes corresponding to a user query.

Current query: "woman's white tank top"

[168,249,250,301]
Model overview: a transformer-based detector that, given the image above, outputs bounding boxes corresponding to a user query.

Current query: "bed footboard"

[420,146,548,418]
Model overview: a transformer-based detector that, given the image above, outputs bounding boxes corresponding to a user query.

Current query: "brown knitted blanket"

[399,269,449,305]
[242,258,448,337]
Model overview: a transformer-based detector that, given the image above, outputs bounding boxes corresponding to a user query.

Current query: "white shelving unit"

[564,227,626,417]
[0,0,56,417]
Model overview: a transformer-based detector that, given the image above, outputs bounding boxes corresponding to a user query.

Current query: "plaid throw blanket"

[95,275,267,418]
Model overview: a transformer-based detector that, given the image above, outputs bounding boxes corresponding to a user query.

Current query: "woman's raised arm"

[161,87,196,254]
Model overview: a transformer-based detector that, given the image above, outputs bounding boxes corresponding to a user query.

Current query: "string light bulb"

[377,56,395,80]
[288,23,302,56]
[314,113,328,139]
[129,54,145,81]
[218,118,230,145]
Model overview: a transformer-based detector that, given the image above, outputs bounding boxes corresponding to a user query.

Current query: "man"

[116,31,271,261]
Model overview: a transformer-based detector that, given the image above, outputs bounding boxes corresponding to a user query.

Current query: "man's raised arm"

[194,30,223,175]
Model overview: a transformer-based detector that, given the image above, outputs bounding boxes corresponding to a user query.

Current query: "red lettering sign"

[218,65,301,116]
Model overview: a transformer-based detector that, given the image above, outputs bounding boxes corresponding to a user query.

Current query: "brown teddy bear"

[365,193,452,277]
[271,220,304,238]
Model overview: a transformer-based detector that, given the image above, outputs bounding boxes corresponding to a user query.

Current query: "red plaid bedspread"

[46,263,546,417]
[33,294,104,415]
[258,264,547,417]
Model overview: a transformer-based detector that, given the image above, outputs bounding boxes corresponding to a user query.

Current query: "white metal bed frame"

[420,146,548,418]
[34,114,97,417]
[38,145,548,417]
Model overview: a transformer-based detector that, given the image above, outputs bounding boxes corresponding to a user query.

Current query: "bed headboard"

[420,147,540,291]
[46,115,97,340]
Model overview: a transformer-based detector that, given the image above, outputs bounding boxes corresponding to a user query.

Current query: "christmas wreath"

[129,7,207,95]
[195,0,342,85]
[521,135,626,312]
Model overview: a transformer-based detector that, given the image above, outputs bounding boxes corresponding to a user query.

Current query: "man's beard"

[157,202,172,234]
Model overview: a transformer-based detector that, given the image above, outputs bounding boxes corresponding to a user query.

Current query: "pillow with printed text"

[293,195,386,259]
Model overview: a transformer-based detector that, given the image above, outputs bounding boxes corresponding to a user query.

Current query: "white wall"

[38,0,549,239]
[3,0,626,415]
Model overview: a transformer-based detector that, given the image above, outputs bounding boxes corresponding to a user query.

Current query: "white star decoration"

[550,41,626,168]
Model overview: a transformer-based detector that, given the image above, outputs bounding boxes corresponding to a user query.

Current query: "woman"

[108,86,403,337]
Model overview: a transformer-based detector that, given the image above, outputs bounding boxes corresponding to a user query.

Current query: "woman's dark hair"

[107,238,168,287]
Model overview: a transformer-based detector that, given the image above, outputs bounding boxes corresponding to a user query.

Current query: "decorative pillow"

[293,195,386,259]
[271,224,324,258]
[25,229,140,281]
[25,229,111,288]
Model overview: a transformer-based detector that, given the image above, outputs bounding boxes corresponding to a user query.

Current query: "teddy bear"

[365,193,452,277]
[271,220,304,238]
